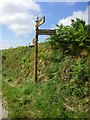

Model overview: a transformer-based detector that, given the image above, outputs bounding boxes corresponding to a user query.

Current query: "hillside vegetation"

[2,19,90,118]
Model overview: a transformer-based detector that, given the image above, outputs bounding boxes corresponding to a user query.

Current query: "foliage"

[48,18,90,55]
[1,18,90,119]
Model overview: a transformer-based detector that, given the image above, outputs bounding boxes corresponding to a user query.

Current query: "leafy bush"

[48,18,90,55]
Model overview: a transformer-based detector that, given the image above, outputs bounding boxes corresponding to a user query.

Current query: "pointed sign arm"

[37,16,45,27]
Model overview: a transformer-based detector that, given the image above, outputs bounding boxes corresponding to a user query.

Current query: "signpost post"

[34,15,56,82]
[34,15,39,82]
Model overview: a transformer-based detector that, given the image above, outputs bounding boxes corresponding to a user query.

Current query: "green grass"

[1,42,90,118]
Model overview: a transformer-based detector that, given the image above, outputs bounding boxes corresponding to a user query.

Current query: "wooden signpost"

[34,15,56,82]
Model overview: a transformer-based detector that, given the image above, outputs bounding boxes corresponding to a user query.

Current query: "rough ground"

[0,97,8,119]
[0,97,2,119]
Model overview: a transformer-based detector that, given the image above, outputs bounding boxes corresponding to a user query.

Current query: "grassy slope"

[2,42,90,118]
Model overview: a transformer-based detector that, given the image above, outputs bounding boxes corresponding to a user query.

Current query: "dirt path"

[0,97,8,119]
[0,97,2,119]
